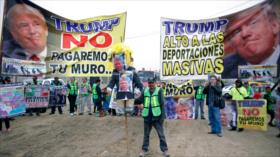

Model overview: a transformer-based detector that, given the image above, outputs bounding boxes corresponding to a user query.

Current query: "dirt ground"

[0,110,279,157]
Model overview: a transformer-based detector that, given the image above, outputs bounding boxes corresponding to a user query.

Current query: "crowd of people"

[1,74,280,157]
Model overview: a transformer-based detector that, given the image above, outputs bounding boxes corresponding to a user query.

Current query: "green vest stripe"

[92,84,99,100]
[69,82,77,95]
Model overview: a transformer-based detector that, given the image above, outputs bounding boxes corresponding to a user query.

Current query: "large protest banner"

[1,0,126,77]
[160,17,228,80]
[0,84,26,118]
[221,1,280,79]
[164,81,195,120]
[237,99,267,131]
[49,86,67,106]
[25,85,49,108]
[160,1,280,80]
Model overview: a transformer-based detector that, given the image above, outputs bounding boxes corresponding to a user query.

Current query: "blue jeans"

[142,120,168,152]
[208,103,222,134]
[195,99,205,119]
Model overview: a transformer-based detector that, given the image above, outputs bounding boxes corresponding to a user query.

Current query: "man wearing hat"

[228,79,249,131]
[135,78,169,157]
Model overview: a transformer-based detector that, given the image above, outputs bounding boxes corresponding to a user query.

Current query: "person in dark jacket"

[0,76,11,132]
[92,78,105,117]
[49,77,63,115]
[203,75,223,137]
[135,78,169,157]
[106,43,143,100]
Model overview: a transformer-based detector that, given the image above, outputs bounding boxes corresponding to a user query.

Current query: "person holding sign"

[67,77,78,116]
[203,75,223,137]
[49,77,63,115]
[228,79,248,132]
[222,3,280,78]
[106,43,143,110]
[0,76,11,133]
[3,3,48,61]
[79,77,92,115]
[27,76,42,116]
[135,78,169,157]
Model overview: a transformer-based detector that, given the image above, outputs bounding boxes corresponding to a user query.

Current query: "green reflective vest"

[196,86,205,100]
[69,82,78,95]
[142,87,161,117]
[92,83,99,100]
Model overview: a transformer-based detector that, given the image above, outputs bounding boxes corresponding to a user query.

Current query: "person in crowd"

[194,81,206,120]
[271,80,280,138]
[3,3,48,61]
[203,75,223,137]
[264,86,276,127]
[228,79,248,132]
[244,81,254,99]
[27,76,41,116]
[92,78,105,117]
[135,78,169,157]
[49,77,63,115]
[67,77,78,116]
[79,77,92,115]
[106,43,143,112]
[0,76,11,133]
[222,2,280,78]
[253,87,263,99]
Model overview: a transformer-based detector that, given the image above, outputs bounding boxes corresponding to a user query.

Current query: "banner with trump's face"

[160,0,279,80]
[0,0,126,77]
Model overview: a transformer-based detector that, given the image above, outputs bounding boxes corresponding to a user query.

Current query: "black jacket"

[107,66,143,100]
[203,85,222,107]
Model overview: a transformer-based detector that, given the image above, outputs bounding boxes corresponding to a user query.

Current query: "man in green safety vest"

[194,82,206,120]
[92,78,105,117]
[67,77,78,116]
[135,78,169,157]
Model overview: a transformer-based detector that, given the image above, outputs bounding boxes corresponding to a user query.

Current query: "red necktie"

[30,55,40,61]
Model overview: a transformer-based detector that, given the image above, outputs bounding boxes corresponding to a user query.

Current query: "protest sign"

[25,85,49,108]
[165,80,194,97]
[238,65,278,81]
[160,17,227,80]
[1,0,126,77]
[237,99,267,131]
[0,84,26,118]
[49,86,67,106]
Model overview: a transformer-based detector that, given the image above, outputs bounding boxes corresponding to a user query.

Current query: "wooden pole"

[124,99,129,157]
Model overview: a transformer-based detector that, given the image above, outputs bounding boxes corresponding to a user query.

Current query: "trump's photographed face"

[228,9,280,64]
[11,13,48,55]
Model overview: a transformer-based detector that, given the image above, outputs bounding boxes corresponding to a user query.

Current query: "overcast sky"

[30,0,264,71]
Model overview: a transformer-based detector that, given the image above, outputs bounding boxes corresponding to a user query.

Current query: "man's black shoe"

[238,128,244,132]
[229,127,237,131]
